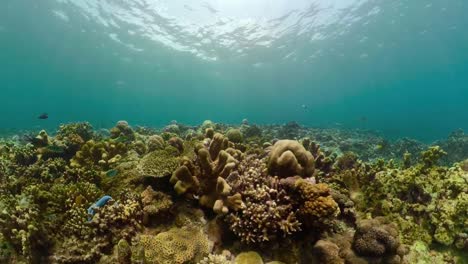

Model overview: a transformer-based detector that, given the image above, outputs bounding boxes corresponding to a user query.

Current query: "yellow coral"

[139,227,212,264]
[268,140,315,178]
[295,180,339,226]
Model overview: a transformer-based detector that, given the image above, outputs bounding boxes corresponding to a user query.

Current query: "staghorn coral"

[433,129,468,165]
[138,227,212,264]
[51,193,142,263]
[140,185,173,225]
[50,235,110,264]
[268,140,315,178]
[227,156,301,243]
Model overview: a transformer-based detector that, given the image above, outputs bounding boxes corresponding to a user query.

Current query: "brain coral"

[268,140,315,178]
[139,227,212,264]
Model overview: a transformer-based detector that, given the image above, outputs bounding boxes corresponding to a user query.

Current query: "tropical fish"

[87,195,113,221]
[105,169,118,177]
[38,113,48,119]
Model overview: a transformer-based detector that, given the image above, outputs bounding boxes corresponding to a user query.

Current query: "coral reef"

[360,147,468,247]
[0,121,466,264]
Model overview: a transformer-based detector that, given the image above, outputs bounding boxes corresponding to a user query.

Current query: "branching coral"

[227,156,301,243]
[0,193,47,262]
[170,134,243,214]
[70,139,127,169]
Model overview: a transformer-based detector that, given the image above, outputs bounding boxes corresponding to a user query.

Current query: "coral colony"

[0,120,466,263]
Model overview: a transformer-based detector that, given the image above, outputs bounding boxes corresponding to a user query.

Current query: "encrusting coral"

[138,226,212,264]
[140,185,173,225]
[294,179,339,228]
[313,217,407,264]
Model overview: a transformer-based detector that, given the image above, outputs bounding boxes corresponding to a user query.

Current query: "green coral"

[234,251,263,264]
[70,139,128,169]
[360,153,468,246]
[138,227,212,264]
[226,128,243,143]
[137,147,180,177]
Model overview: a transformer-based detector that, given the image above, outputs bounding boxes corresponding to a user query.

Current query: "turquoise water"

[1,0,467,141]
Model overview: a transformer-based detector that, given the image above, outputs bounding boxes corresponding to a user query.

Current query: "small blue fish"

[38,113,48,119]
[87,195,112,221]
[106,169,118,177]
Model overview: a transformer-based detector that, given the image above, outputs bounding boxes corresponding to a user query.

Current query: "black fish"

[38,113,48,119]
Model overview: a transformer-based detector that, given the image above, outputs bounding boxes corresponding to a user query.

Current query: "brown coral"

[295,180,339,228]
[227,156,301,243]
[170,141,242,214]
[140,186,173,225]
[268,140,315,178]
